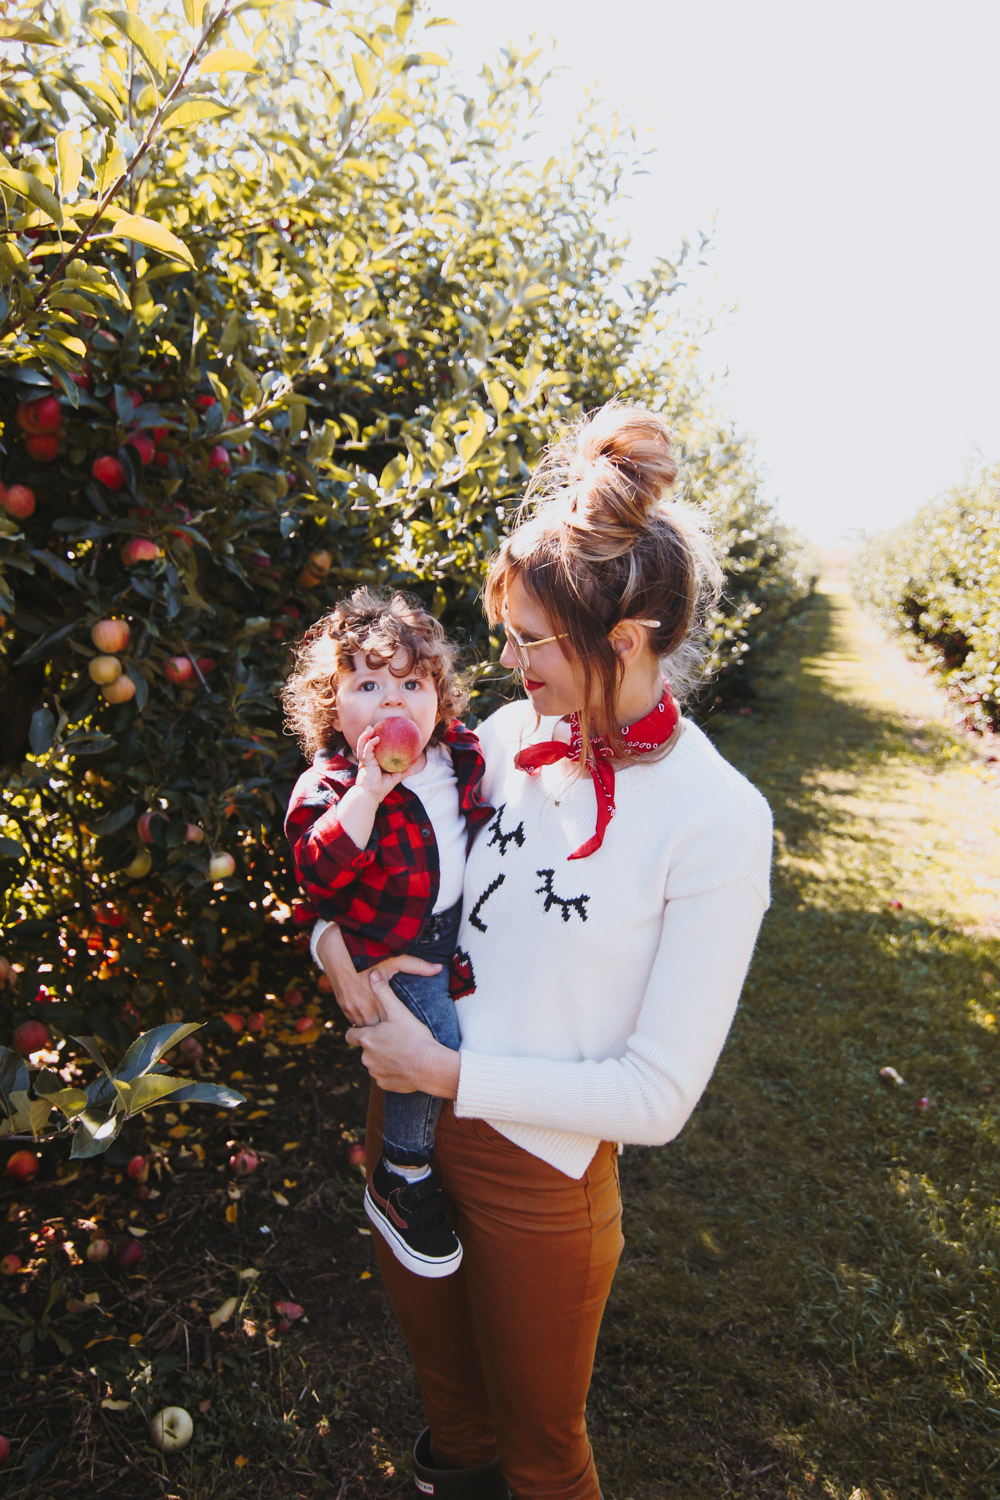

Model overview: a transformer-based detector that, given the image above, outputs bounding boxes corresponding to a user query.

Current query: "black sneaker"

[364,1157,463,1278]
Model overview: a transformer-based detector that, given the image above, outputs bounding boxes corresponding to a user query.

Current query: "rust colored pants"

[365,1086,624,1500]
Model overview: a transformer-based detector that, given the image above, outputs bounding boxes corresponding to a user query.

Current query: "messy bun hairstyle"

[484,401,723,757]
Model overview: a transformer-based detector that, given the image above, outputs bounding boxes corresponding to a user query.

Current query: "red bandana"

[513,684,680,859]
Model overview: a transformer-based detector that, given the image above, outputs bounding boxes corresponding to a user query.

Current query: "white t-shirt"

[401,743,466,913]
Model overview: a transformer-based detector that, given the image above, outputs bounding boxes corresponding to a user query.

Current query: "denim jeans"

[376,901,461,1167]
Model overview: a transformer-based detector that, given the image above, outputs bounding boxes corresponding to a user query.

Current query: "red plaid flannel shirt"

[284,719,493,967]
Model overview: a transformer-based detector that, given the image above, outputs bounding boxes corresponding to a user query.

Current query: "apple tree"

[0,0,814,1069]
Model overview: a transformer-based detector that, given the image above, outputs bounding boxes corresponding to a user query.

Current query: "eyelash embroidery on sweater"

[486,803,525,856]
[469,874,506,932]
[534,869,589,923]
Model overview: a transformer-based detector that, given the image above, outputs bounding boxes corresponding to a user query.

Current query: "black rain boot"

[413,1427,510,1498]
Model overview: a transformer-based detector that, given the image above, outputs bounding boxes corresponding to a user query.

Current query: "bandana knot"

[513,684,679,858]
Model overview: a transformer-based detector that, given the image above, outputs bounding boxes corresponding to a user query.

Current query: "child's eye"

[358,680,377,691]
[403,678,427,691]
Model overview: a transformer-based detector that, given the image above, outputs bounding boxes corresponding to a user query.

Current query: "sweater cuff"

[455,1050,519,1121]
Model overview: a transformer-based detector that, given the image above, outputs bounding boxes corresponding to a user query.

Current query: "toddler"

[282,588,492,1276]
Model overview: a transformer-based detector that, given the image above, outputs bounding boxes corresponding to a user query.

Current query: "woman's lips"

[523,677,545,691]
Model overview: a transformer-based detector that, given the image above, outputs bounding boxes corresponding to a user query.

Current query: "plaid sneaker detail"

[364,1156,463,1278]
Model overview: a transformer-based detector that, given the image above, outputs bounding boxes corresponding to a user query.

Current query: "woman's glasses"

[501,619,661,671]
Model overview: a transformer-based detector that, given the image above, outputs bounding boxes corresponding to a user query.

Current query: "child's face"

[331,647,439,759]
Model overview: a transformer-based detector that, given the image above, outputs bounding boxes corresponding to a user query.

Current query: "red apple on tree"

[13,1020,48,1056]
[88,655,122,685]
[16,395,62,433]
[91,455,126,491]
[5,1151,40,1181]
[25,432,59,461]
[209,852,236,881]
[373,716,424,773]
[91,618,130,653]
[101,673,137,704]
[164,656,193,684]
[184,822,204,843]
[127,431,155,465]
[2,484,36,519]
[121,538,160,565]
[207,444,231,474]
[1,1254,22,1275]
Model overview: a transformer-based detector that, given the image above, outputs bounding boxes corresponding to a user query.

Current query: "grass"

[592,582,1000,1500]
[3,583,998,1499]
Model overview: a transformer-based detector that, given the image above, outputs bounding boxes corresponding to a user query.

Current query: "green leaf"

[351,51,375,99]
[56,131,83,198]
[29,1097,53,1136]
[29,550,80,588]
[101,10,166,78]
[0,19,59,44]
[99,214,194,267]
[29,707,56,755]
[71,1109,122,1156]
[0,167,63,226]
[89,802,136,838]
[486,379,509,415]
[127,1074,191,1113]
[161,97,230,129]
[199,47,259,74]
[116,1022,202,1083]
[393,1,415,41]
[71,1034,114,1082]
[168,1081,246,1109]
[182,0,207,26]
[0,1047,31,1123]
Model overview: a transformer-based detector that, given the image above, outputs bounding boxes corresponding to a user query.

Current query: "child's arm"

[315,922,443,1028]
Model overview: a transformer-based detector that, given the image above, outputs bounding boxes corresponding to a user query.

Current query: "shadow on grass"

[593,593,1000,1500]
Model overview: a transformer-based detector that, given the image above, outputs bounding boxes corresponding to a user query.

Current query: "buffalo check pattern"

[284,719,493,967]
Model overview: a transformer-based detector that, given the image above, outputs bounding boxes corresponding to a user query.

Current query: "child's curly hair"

[282,587,469,760]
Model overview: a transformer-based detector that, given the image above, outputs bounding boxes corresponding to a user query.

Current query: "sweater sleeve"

[284,779,375,896]
[454,873,767,1145]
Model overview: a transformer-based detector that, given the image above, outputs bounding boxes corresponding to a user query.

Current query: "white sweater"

[453,700,773,1178]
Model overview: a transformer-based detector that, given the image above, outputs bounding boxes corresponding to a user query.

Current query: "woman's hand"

[345,972,461,1100]
[315,923,441,1028]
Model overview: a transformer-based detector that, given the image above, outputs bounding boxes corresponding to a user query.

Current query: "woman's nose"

[499,639,518,669]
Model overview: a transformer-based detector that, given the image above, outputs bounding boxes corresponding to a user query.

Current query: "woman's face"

[499,575,586,719]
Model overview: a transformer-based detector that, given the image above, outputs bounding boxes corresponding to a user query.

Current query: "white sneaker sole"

[364,1187,464,1278]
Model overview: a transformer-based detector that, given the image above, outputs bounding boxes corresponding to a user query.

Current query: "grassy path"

[596,584,1000,1500]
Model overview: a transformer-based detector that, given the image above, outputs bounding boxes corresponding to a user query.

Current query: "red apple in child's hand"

[372,717,423,773]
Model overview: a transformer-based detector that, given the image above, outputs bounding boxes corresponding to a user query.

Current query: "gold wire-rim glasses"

[501,618,661,672]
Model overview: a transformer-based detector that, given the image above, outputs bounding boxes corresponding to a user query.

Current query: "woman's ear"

[608,621,645,662]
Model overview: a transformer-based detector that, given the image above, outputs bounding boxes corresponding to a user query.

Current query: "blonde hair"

[282,588,468,760]
[484,402,723,757]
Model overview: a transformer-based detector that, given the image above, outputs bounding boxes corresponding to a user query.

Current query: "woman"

[319,403,773,1500]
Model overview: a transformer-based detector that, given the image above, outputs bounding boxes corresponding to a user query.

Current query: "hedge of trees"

[853,473,999,734]
[0,0,815,1068]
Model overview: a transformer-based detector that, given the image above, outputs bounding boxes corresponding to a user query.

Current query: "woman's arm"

[348,876,766,1142]
[453,878,767,1144]
[315,922,444,1030]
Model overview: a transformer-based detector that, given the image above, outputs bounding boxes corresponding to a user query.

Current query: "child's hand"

[354,724,408,803]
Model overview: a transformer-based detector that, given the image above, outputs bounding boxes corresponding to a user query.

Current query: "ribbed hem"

[456,1051,599,1179]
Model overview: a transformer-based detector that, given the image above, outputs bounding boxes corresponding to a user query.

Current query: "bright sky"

[434,0,1000,545]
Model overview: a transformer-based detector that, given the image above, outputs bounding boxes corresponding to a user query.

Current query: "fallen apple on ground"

[150,1406,193,1452]
[0,1254,22,1276]
[86,1237,111,1263]
[373,716,424,773]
